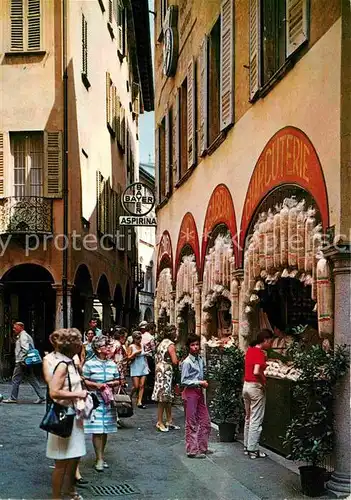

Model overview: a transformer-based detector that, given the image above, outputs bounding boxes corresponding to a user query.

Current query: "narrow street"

[0,384,327,500]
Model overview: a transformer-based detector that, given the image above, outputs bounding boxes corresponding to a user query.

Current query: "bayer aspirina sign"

[119,182,157,227]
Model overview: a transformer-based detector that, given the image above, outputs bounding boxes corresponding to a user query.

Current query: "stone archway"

[72,264,94,333]
[96,274,112,331]
[113,284,124,325]
[0,264,55,378]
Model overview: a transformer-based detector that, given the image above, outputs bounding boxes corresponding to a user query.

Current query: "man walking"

[3,322,45,404]
[88,318,102,337]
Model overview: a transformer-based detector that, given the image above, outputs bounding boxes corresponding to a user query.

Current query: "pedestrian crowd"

[2,320,273,500]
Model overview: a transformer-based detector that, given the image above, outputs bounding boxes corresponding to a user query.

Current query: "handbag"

[40,361,75,437]
[25,343,42,366]
[113,386,133,418]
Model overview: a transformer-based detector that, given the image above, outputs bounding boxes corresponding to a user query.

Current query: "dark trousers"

[10,363,44,400]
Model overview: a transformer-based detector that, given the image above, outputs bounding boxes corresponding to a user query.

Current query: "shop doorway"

[72,264,93,334]
[0,264,55,379]
[177,302,195,345]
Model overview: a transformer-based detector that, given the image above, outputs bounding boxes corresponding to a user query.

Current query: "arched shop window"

[202,224,235,340]
[242,185,328,352]
[176,249,198,344]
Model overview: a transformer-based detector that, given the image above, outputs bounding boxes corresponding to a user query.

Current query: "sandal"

[166,423,180,430]
[244,447,249,455]
[249,450,267,459]
[156,423,169,432]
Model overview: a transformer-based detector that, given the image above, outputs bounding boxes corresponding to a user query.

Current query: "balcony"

[0,196,53,234]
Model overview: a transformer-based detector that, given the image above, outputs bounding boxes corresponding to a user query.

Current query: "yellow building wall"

[156,19,341,266]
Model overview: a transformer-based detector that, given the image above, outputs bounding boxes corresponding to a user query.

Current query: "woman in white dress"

[46,328,87,500]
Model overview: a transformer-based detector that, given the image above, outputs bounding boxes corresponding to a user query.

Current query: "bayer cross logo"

[119,182,157,226]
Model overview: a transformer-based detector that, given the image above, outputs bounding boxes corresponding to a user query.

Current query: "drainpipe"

[62,0,69,327]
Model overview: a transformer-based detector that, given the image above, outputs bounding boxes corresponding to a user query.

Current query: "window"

[81,15,90,89]
[165,108,173,195]
[208,19,221,145]
[11,132,43,197]
[10,0,41,52]
[106,72,119,137]
[116,0,126,56]
[159,118,166,201]
[199,1,234,156]
[250,0,308,100]
[179,78,188,179]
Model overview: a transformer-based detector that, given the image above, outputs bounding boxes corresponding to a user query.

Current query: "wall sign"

[119,182,157,226]
[163,6,179,77]
[239,126,329,263]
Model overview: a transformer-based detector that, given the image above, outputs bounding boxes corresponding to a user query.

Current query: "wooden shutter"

[120,106,126,150]
[108,0,113,23]
[132,82,140,115]
[82,14,88,75]
[106,72,111,125]
[116,2,123,53]
[112,85,117,134]
[44,131,62,198]
[115,94,121,141]
[11,0,24,51]
[165,111,170,195]
[27,0,41,51]
[286,0,308,57]
[0,133,8,199]
[200,37,208,156]
[175,89,181,182]
[155,127,160,205]
[249,0,261,101]
[187,59,196,169]
[220,0,234,131]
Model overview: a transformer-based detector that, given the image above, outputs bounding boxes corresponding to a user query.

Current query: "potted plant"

[207,342,244,442]
[284,342,349,497]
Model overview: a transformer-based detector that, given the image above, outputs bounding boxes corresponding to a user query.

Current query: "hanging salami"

[273,205,281,269]
[311,225,323,300]
[280,199,289,267]
[231,279,239,337]
[258,213,267,270]
[297,204,306,271]
[317,257,334,337]
[304,207,316,272]
[265,209,274,271]
[288,198,298,267]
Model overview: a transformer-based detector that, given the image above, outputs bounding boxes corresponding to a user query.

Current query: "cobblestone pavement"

[0,383,329,500]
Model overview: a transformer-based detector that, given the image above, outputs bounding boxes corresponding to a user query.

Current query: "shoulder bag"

[113,386,133,418]
[25,341,42,366]
[40,361,75,438]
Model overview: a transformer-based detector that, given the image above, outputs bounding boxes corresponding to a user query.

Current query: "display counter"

[261,376,298,456]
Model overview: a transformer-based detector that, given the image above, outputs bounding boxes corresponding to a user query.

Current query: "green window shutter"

[199,36,209,156]
[44,131,62,198]
[27,0,41,51]
[220,0,234,131]
[286,0,308,57]
[10,0,24,51]
[249,0,261,101]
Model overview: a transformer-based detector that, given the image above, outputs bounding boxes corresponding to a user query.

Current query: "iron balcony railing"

[0,196,53,234]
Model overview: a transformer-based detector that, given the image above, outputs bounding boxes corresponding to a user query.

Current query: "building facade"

[0,0,153,377]
[154,0,350,495]
[137,161,156,323]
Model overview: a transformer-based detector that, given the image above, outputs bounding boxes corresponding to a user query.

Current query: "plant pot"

[218,423,236,442]
[299,466,326,497]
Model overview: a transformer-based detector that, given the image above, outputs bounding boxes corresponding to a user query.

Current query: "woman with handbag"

[46,328,87,500]
[43,330,88,488]
[152,325,179,432]
[82,336,120,472]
